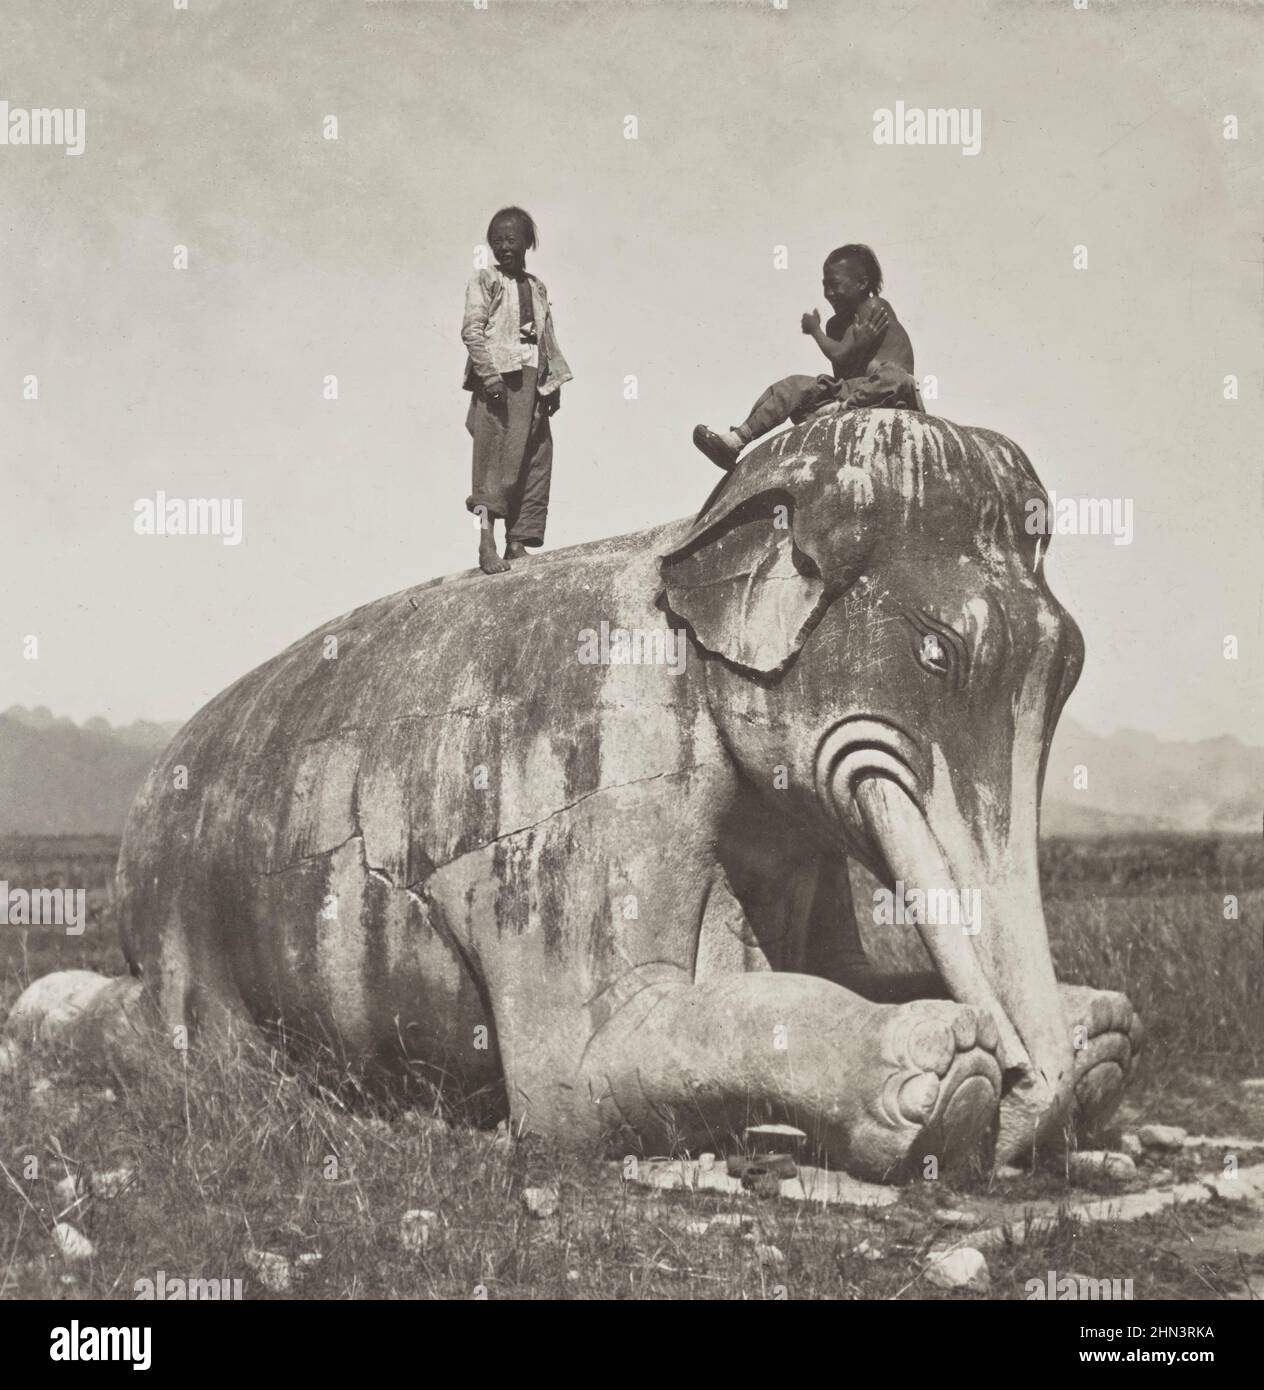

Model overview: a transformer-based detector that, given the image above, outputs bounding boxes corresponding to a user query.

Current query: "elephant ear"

[659,491,829,675]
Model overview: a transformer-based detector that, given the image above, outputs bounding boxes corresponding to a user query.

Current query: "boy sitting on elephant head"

[693,244,920,472]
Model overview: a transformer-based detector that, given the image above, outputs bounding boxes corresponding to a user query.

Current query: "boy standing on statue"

[461,206,573,574]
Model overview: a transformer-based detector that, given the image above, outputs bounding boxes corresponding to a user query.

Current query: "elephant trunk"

[852,775,1075,1163]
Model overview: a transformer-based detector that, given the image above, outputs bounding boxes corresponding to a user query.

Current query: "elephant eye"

[917,632,951,677]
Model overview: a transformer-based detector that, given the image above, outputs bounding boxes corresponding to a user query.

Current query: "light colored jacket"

[461,268,573,396]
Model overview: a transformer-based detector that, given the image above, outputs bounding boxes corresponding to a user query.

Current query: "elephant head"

[658,411,1084,1159]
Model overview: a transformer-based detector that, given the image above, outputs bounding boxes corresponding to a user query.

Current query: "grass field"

[1,833,1261,1301]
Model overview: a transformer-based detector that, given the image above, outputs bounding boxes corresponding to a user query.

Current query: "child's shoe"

[692,425,743,471]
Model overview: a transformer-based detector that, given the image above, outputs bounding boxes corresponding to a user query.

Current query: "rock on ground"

[52,1223,95,1262]
[399,1209,438,1251]
[1068,1151,1137,1182]
[1138,1124,1187,1150]
[925,1247,990,1292]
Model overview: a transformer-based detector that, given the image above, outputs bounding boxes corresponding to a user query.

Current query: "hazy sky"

[3,0,1260,743]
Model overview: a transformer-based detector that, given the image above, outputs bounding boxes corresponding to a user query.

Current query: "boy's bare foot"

[503,541,529,561]
[692,425,742,471]
[478,533,511,574]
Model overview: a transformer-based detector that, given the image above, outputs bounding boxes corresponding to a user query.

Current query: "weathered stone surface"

[1120,1132,1143,1158]
[925,1247,989,1291]
[9,412,1144,1186]
[1139,1124,1187,1151]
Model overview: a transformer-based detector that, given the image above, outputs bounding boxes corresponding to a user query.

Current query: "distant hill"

[0,706,1257,837]
[1043,719,1261,835]
[0,706,181,836]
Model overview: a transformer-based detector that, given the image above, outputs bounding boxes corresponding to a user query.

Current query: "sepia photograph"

[1,0,1261,1342]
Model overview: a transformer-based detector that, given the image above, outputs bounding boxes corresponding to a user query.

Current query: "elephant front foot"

[851,999,1003,1184]
[1059,983,1143,1144]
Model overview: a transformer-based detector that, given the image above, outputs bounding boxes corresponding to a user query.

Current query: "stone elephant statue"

[9,409,1141,1183]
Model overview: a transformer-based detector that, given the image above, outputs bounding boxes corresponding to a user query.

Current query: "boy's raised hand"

[800,309,821,334]
[855,300,890,346]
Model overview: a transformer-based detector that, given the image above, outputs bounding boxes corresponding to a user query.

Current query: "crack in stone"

[260,764,711,883]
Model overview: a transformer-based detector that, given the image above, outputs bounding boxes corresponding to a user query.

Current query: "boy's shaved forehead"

[487,205,538,248]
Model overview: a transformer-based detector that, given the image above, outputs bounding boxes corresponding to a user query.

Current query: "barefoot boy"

[461,207,573,573]
[693,244,918,471]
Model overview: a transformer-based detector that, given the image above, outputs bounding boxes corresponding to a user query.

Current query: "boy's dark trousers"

[736,373,840,441]
[465,367,552,546]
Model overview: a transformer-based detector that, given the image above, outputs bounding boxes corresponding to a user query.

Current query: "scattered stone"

[1150,1168,1175,1185]
[522,1185,559,1219]
[295,1253,322,1273]
[697,1153,715,1171]
[399,1208,439,1252]
[92,1167,136,1200]
[966,1162,1264,1251]
[98,1087,117,1104]
[754,1243,785,1266]
[1138,1124,1187,1151]
[1239,1079,1264,1096]
[1181,1134,1259,1151]
[727,1152,798,1181]
[52,1223,95,1262]
[925,1247,989,1292]
[744,1123,807,1153]
[852,1239,884,1261]
[1068,1151,1137,1182]
[1121,1132,1143,1159]
[246,1248,293,1293]
[643,1166,685,1191]
[993,1164,1027,1182]
[29,1078,52,1096]
[934,1208,978,1227]
[1204,1174,1251,1203]
[566,1269,580,1282]
[684,1219,711,1236]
